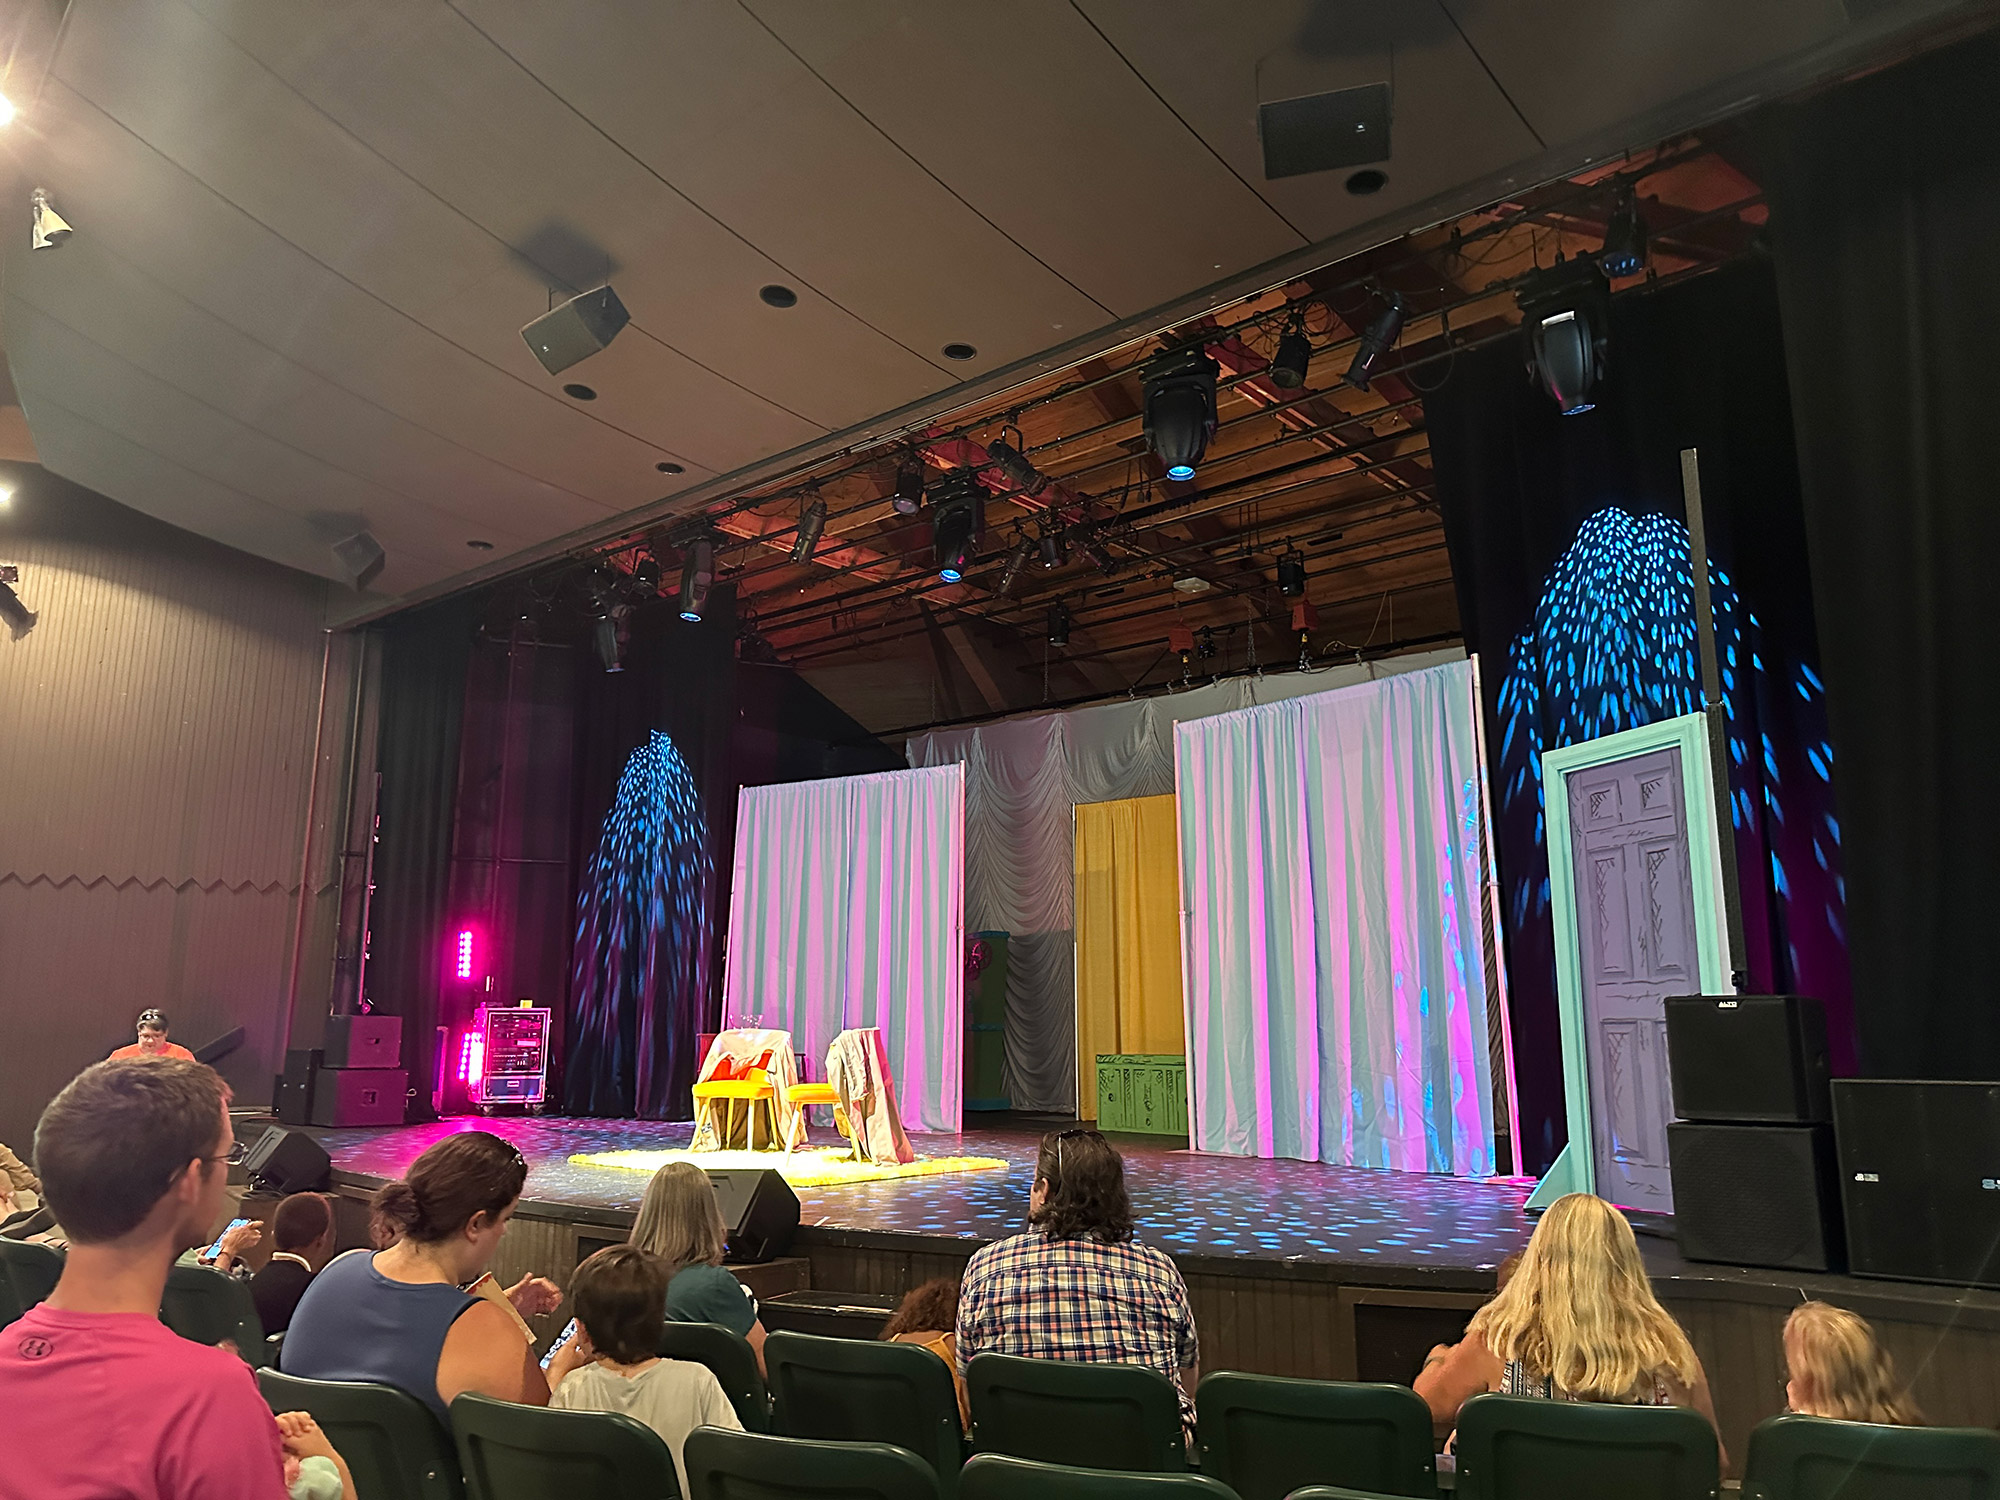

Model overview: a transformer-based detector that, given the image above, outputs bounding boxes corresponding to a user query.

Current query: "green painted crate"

[1095,1054,1188,1135]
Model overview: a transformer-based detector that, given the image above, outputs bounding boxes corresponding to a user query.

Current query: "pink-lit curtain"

[1176,661,1498,1173]
[721,764,964,1132]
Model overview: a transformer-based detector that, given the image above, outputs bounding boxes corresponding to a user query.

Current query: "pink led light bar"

[454,928,475,981]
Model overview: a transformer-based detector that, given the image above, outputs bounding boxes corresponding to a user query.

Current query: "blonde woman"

[1784,1301,1922,1425]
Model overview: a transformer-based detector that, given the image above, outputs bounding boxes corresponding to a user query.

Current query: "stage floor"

[297,1114,1536,1281]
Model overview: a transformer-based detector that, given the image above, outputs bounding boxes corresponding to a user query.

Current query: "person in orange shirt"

[108,1008,197,1062]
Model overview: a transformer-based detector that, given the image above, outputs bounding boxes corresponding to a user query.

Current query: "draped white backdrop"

[907,649,1463,1111]
[721,763,964,1131]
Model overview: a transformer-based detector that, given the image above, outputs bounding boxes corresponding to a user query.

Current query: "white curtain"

[722,763,964,1131]
[1178,660,1497,1173]
[907,650,1463,1110]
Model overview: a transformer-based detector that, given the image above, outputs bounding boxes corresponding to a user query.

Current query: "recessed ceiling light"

[0,95,15,129]
[942,342,978,361]
[759,284,799,308]
[1345,169,1388,196]
[466,539,494,550]
[656,461,684,475]
[563,382,597,400]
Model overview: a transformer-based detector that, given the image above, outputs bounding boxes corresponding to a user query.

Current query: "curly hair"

[1029,1129,1133,1244]
[881,1278,961,1339]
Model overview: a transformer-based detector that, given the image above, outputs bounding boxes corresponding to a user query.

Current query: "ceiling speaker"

[1259,82,1391,180]
[521,286,630,376]
[332,530,386,589]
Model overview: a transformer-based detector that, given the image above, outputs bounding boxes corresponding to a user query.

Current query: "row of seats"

[0,1238,266,1355]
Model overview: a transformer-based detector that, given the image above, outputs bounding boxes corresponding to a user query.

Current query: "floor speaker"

[1667,1121,1842,1271]
[323,1014,402,1070]
[1834,1079,2000,1287]
[706,1168,800,1264]
[1664,994,1830,1122]
[241,1125,331,1195]
[309,1068,408,1128]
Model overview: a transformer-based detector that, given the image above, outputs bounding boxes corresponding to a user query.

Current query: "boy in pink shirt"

[0,1058,344,1500]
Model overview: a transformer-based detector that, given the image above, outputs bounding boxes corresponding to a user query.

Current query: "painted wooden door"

[1566,746,1698,1210]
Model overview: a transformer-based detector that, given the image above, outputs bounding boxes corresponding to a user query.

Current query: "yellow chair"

[783,1082,852,1158]
[692,1066,778,1151]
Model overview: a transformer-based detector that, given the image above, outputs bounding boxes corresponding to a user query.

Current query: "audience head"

[1469,1192,1696,1403]
[570,1244,668,1366]
[273,1191,335,1257]
[1785,1300,1922,1425]
[1030,1128,1133,1244]
[370,1131,525,1271]
[631,1161,728,1271]
[134,1007,172,1054]
[35,1057,230,1249]
[881,1278,961,1339]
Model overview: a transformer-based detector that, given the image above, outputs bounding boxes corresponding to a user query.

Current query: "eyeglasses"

[203,1142,248,1168]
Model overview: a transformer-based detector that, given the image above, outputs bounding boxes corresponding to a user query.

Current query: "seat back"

[258,1368,464,1500]
[1745,1412,2000,1500]
[967,1354,1185,1472]
[766,1330,965,1484]
[961,1454,1235,1500]
[661,1320,771,1431]
[161,1263,267,1365]
[0,1238,62,1328]
[452,1391,678,1500]
[1195,1371,1437,1500]
[683,1426,940,1500]
[1453,1393,1720,1500]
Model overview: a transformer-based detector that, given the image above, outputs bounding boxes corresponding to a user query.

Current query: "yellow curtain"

[1074,794,1185,1118]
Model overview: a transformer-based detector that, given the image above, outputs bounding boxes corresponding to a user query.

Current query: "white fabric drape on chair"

[722,763,964,1132]
[1177,660,1497,1173]
[907,649,1463,1111]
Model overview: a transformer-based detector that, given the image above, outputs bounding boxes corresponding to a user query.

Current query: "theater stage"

[281,1113,2000,1459]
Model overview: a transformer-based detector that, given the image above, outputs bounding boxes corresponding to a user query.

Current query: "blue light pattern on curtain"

[567,731,711,1119]
[1178,661,1497,1172]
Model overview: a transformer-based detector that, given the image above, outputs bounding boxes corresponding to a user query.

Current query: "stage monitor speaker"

[324,1014,402,1070]
[309,1068,409,1128]
[273,1048,321,1126]
[241,1125,331,1195]
[706,1168,799,1265]
[521,286,630,376]
[1665,994,1830,1122]
[1834,1079,2000,1287]
[1667,1121,1842,1271]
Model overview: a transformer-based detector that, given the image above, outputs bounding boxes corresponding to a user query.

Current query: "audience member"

[634,1161,768,1363]
[275,1413,355,1500]
[1413,1249,1522,1433]
[881,1277,968,1427]
[956,1128,1199,1433]
[253,1192,336,1335]
[281,1130,562,1418]
[0,1058,328,1497]
[108,1007,197,1062]
[545,1244,742,1494]
[0,1138,40,1211]
[1784,1300,1923,1425]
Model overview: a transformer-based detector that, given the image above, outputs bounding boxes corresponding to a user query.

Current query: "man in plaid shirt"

[956,1128,1199,1430]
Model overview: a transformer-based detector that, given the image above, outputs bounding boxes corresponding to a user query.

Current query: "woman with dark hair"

[282,1131,563,1417]
[881,1278,968,1427]
[956,1129,1198,1432]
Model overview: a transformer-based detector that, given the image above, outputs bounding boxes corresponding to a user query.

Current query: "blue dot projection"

[567,730,712,1119]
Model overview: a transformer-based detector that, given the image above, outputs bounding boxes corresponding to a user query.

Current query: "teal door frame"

[1528,712,1730,1210]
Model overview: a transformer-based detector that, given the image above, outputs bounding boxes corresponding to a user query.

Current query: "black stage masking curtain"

[1758,33,2000,1079]
[1429,258,1848,1173]
[563,591,738,1120]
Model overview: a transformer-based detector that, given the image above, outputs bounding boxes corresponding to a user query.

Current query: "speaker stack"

[1663,994,1843,1272]
[1834,1079,2000,1288]
[309,1014,409,1127]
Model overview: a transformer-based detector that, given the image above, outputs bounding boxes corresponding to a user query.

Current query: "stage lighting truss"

[929,467,984,583]
[1342,289,1405,392]
[1143,345,1219,482]
[678,534,716,620]
[1517,257,1612,417]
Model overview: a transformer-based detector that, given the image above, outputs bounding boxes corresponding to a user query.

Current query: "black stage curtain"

[1429,259,1847,1173]
[1759,33,2000,1079]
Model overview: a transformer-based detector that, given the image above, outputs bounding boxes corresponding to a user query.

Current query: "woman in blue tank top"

[282,1131,562,1420]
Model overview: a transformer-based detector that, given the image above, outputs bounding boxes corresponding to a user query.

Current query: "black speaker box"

[521,286,630,376]
[1665,994,1830,1122]
[324,1014,402,1070]
[1834,1079,2000,1287]
[309,1068,408,1128]
[273,1049,321,1126]
[1667,1121,1843,1271]
[241,1125,331,1195]
[706,1168,800,1264]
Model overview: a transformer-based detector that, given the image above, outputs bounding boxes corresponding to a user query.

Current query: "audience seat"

[1196,1372,1437,1500]
[1452,1393,1720,1500]
[258,1368,463,1500]
[962,1454,1236,1500]
[660,1320,772,1431]
[766,1329,966,1489]
[0,1238,62,1329]
[684,1426,941,1500]
[452,1391,677,1500]
[160,1263,267,1366]
[1744,1412,2000,1500]
[967,1353,1186,1472]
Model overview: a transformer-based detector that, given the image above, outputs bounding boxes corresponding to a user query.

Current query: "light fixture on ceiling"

[592,611,623,672]
[1598,188,1649,279]
[632,554,663,593]
[942,342,978,361]
[466,539,494,551]
[1143,346,1218,482]
[1277,548,1307,598]
[790,492,828,565]
[1518,258,1611,417]
[678,535,715,621]
[1082,534,1118,576]
[997,531,1035,596]
[1038,521,1066,570]
[986,431,1048,496]
[0,484,13,508]
[1342,290,1405,391]
[929,468,983,583]
[521,286,629,375]
[0,94,15,128]
[1047,600,1071,646]
[759,284,799,308]
[30,188,71,251]
[890,459,926,516]
[1172,575,1212,594]
[656,461,685,475]
[1268,312,1313,390]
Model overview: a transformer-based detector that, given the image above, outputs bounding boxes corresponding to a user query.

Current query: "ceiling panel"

[746,0,1308,316]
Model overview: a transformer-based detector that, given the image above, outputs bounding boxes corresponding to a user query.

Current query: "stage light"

[0,95,14,128]
[632,555,663,593]
[997,531,1035,596]
[0,485,12,508]
[890,460,926,516]
[1048,601,1071,645]
[1037,524,1066,570]
[1269,316,1312,390]
[1517,258,1611,417]
[1342,291,1404,391]
[454,929,476,981]
[1082,535,1118,576]
[1143,346,1218,482]
[789,493,827,565]
[1598,188,1649,279]
[678,536,715,621]
[30,188,71,251]
[929,467,983,583]
[986,435,1048,497]
[592,611,623,672]
[1277,549,1307,598]
[462,1027,486,1089]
